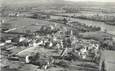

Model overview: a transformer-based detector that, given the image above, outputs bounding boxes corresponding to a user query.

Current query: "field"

[79,32,113,40]
[1,1,115,71]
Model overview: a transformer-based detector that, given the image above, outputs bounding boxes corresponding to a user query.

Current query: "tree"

[30,13,38,19]
[2,23,12,32]
[63,18,68,25]
[25,29,31,33]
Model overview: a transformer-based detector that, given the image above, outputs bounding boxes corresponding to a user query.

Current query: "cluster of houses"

[0,22,102,69]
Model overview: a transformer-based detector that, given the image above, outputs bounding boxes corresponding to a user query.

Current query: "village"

[0,1,115,71]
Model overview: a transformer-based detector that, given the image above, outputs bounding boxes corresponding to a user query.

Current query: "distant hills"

[1,0,115,8]
[2,0,65,5]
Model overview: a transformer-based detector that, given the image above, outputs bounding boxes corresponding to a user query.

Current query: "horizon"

[65,0,115,2]
[1,0,115,6]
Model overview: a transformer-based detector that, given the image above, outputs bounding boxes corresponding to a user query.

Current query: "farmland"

[1,1,115,71]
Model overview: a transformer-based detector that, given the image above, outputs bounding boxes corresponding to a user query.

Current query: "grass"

[2,17,68,33]
[79,31,113,41]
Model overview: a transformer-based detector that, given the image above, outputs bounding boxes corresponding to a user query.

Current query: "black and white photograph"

[0,0,115,71]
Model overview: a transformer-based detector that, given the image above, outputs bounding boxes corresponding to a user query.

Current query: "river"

[50,15,115,35]
[71,18,115,35]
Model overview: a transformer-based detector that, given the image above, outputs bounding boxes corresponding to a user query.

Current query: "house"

[5,39,12,43]
[19,36,26,42]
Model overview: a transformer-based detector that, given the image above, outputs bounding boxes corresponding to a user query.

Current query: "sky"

[1,0,115,5]
[1,0,64,5]
[65,0,115,2]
